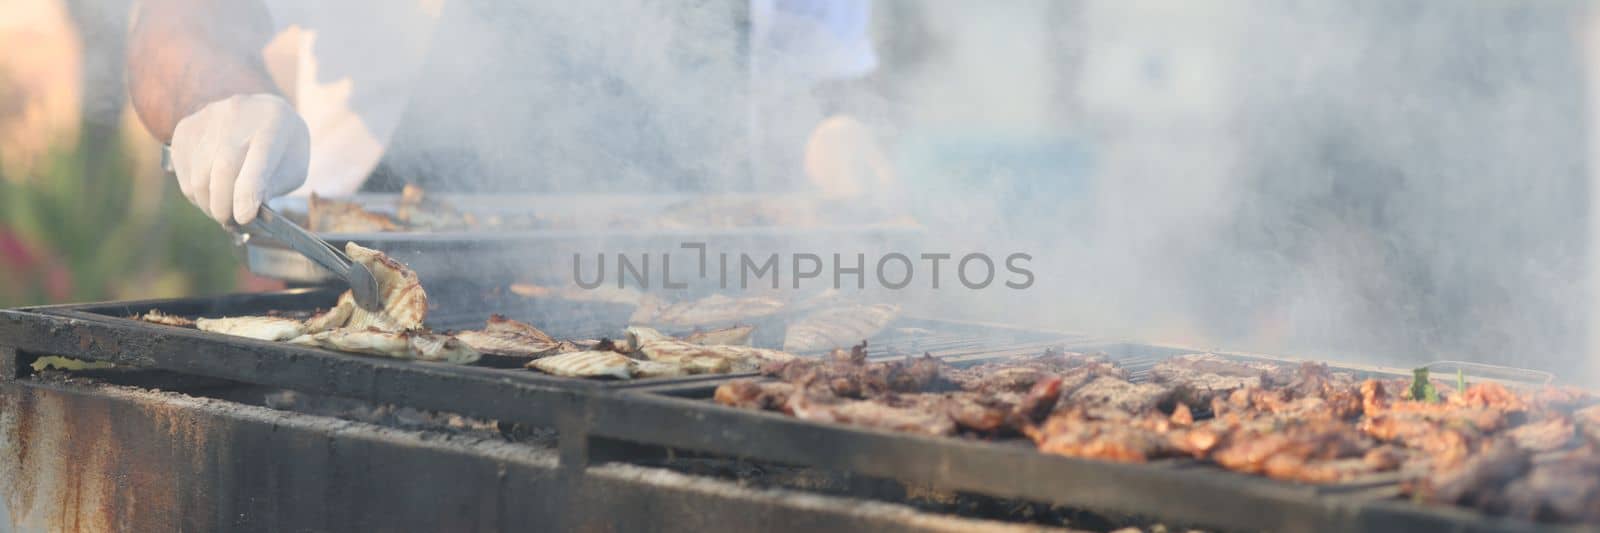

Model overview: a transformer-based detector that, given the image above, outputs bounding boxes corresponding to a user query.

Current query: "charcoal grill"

[0,290,1579,532]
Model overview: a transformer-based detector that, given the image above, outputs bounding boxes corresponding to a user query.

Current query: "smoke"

[87,0,1598,379]
[888,1,1593,380]
[364,0,1596,379]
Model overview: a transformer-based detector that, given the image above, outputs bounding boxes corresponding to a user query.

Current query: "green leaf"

[1410,367,1439,403]
[1456,368,1467,395]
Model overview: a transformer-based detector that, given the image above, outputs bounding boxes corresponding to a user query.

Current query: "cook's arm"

[127,0,279,144]
[126,0,310,226]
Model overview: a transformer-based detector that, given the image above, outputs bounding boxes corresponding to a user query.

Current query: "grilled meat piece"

[891,376,1064,434]
[1065,376,1172,415]
[454,314,574,358]
[630,293,786,327]
[761,351,954,398]
[1212,385,1361,422]
[1502,449,1600,522]
[1281,362,1358,399]
[682,325,755,346]
[627,326,795,374]
[526,350,635,379]
[1150,353,1289,408]
[1575,405,1600,447]
[298,328,481,364]
[1017,376,1065,422]
[721,369,1059,437]
[1361,379,1389,417]
[343,243,428,331]
[307,193,399,232]
[405,332,483,364]
[1358,399,1513,469]
[138,309,195,328]
[196,316,307,342]
[931,395,1012,433]
[303,300,354,333]
[1205,417,1379,482]
[1454,382,1530,411]
[787,385,957,437]
[1529,386,1595,412]
[883,353,949,392]
[1506,415,1576,453]
[1413,438,1529,510]
[623,326,674,348]
[300,244,428,334]
[1026,409,1188,463]
[714,380,797,411]
[630,359,689,378]
[945,351,1122,394]
[781,303,901,352]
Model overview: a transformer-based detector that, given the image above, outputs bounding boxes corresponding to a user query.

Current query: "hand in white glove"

[169,93,310,225]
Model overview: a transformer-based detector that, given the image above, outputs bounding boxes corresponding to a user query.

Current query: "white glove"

[170,93,310,225]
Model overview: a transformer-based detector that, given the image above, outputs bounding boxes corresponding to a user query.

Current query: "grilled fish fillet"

[454,314,574,358]
[682,325,754,346]
[304,298,355,333]
[301,329,480,364]
[526,350,634,379]
[407,333,483,364]
[304,328,408,357]
[342,242,428,331]
[630,294,786,327]
[631,359,689,378]
[782,303,900,352]
[196,316,308,341]
[624,326,674,348]
[139,309,195,328]
[627,327,796,374]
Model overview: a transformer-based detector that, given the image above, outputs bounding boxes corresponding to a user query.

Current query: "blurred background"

[0,0,280,308]
[3,0,1598,378]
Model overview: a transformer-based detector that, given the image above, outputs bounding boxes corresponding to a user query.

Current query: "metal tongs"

[158,145,382,311]
[238,205,382,311]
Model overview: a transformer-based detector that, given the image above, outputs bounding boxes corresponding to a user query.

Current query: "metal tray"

[248,193,925,285]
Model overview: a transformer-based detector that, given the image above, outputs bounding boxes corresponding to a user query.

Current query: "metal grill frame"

[0,292,1580,532]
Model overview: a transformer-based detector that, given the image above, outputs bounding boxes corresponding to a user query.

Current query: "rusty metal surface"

[0,377,1055,533]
